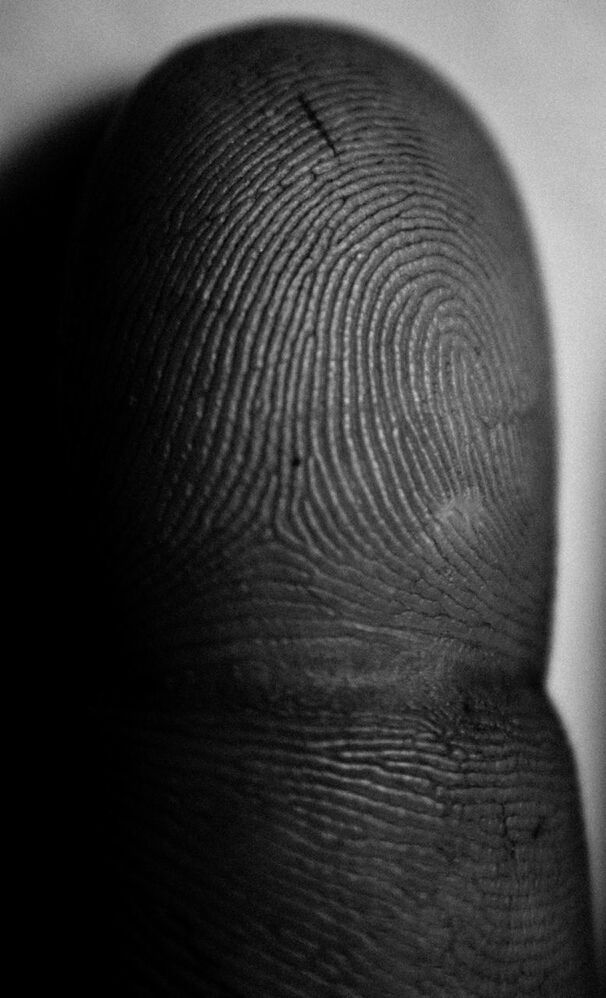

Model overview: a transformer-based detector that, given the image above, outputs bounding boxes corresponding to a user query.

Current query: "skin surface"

[62,22,597,996]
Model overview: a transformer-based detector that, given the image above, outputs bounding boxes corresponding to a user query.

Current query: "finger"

[63,22,597,995]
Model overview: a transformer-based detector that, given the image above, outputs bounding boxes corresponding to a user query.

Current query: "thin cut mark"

[298,92,338,157]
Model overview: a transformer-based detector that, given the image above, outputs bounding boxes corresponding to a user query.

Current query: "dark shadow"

[2,94,124,318]
[1,91,127,992]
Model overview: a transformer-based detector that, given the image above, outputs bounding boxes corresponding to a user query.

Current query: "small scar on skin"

[432,487,486,542]
[297,92,339,157]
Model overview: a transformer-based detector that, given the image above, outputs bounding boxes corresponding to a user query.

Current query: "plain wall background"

[3,0,603,970]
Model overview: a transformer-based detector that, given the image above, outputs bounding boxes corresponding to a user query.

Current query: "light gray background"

[3,0,603,968]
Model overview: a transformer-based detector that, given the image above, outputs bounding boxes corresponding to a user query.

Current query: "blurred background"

[2,0,603,973]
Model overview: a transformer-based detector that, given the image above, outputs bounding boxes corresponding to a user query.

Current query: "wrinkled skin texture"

[62,22,598,996]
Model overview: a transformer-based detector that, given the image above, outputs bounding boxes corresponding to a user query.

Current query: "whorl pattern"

[65,23,554,699]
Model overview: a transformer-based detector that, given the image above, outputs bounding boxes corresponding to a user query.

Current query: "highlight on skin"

[62,21,597,995]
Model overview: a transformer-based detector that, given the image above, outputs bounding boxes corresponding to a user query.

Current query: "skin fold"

[61,21,597,996]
